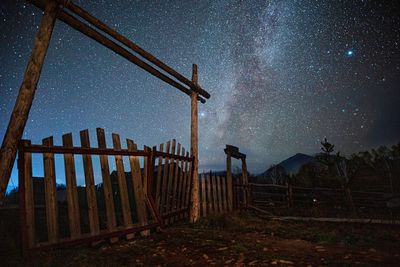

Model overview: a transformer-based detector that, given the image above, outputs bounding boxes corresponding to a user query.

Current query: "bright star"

[346,50,354,57]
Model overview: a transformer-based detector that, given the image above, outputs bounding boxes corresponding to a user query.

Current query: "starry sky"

[1,0,399,190]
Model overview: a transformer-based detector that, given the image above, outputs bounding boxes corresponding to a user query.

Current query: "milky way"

[1,0,399,189]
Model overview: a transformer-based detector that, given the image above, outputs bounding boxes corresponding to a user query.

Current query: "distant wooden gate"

[17,128,194,253]
[199,174,231,217]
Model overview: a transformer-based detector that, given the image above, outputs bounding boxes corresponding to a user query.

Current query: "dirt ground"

[4,211,400,266]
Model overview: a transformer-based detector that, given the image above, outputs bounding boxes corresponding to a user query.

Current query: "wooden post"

[0,0,59,205]
[189,64,200,223]
[226,155,233,211]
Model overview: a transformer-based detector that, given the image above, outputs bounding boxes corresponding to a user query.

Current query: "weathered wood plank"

[127,139,149,236]
[201,174,207,217]
[171,143,181,222]
[176,147,185,219]
[165,139,176,224]
[206,174,213,215]
[189,64,200,223]
[22,140,35,247]
[226,156,233,212]
[80,130,100,235]
[142,145,151,236]
[241,158,250,207]
[211,175,218,215]
[217,176,223,213]
[62,133,81,239]
[155,143,164,211]
[184,152,192,213]
[221,176,227,212]
[160,141,170,215]
[96,128,117,239]
[42,136,59,243]
[111,133,133,233]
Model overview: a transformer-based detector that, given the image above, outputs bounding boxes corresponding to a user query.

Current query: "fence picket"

[206,175,212,214]
[126,139,148,236]
[112,133,133,236]
[165,139,176,224]
[171,143,181,222]
[177,147,185,219]
[155,143,164,211]
[62,133,81,239]
[161,141,171,215]
[80,130,100,236]
[22,140,35,247]
[217,176,223,213]
[212,175,218,214]
[42,137,59,243]
[184,152,192,213]
[221,177,227,212]
[201,174,207,217]
[96,128,117,240]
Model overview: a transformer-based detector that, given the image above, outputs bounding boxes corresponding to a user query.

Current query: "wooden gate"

[17,128,194,253]
[199,174,231,217]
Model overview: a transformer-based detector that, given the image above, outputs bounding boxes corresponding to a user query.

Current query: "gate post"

[224,145,248,210]
[0,0,60,205]
[189,64,200,223]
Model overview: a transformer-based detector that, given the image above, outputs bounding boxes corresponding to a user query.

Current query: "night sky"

[1,0,399,190]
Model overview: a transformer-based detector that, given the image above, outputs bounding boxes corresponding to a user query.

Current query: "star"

[346,49,354,57]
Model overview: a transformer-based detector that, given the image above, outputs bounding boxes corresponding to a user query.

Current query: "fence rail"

[249,182,400,219]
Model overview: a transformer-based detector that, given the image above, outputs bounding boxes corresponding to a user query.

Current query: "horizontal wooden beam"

[224,144,246,159]
[63,0,210,99]
[19,141,150,156]
[27,0,207,103]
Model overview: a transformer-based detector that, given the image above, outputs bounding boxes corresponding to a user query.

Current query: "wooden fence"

[199,174,232,217]
[152,140,194,225]
[17,128,194,253]
[250,183,400,218]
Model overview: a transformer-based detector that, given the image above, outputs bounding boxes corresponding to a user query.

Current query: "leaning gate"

[18,128,196,252]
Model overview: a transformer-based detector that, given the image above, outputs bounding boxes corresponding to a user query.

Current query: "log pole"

[27,0,207,103]
[189,64,200,223]
[62,0,210,99]
[0,0,59,205]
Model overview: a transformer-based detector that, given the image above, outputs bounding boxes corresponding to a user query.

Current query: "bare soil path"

[4,212,400,266]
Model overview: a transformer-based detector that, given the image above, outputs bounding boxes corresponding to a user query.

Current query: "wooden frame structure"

[0,0,210,215]
[224,145,251,209]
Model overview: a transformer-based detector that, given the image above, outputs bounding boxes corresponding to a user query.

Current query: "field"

[2,211,400,266]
